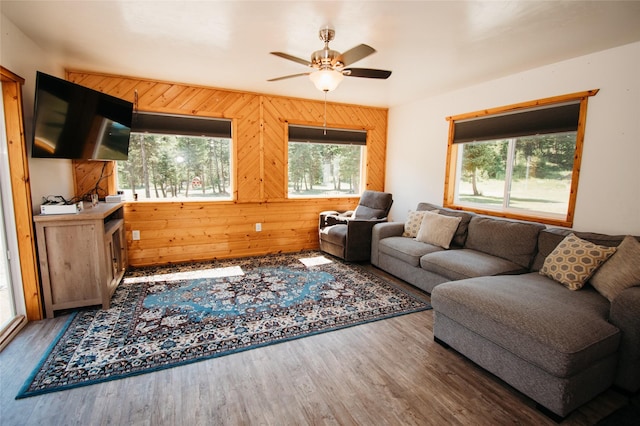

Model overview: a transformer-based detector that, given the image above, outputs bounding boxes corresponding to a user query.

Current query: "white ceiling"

[2,1,640,108]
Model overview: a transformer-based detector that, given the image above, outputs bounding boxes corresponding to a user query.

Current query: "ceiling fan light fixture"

[309,69,344,92]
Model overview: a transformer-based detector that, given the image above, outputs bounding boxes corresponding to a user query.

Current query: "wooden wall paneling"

[66,70,387,266]
[149,84,190,109]
[182,88,224,113]
[139,83,175,108]
[162,86,200,110]
[123,198,357,266]
[367,120,388,191]
[72,160,116,200]
[105,78,140,100]
[261,97,287,200]
[234,97,263,202]
[259,97,266,200]
[1,66,42,320]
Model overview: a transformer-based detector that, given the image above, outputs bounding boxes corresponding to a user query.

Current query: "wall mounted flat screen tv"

[31,71,133,160]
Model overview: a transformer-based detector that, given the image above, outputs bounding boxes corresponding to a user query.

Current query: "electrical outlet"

[255,223,262,232]
[132,230,140,240]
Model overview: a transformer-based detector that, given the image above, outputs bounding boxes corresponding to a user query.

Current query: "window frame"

[117,112,235,202]
[443,90,599,227]
[285,123,368,199]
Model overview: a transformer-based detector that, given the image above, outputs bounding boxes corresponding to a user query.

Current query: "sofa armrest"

[609,286,640,392]
[371,222,405,266]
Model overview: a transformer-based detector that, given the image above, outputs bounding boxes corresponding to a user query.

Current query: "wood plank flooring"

[0,266,631,425]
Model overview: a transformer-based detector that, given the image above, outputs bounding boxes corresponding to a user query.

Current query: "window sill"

[444,202,572,228]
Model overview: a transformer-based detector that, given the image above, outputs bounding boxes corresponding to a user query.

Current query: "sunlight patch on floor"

[124,266,245,284]
[298,255,333,267]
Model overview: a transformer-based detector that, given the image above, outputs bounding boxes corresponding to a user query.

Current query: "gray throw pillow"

[590,235,640,301]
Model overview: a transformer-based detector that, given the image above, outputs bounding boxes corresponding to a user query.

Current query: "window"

[117,113,232,201]
[444,90,598,227]
[288,125,366,197]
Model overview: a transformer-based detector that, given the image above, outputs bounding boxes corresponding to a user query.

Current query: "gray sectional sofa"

[371,202,640,419]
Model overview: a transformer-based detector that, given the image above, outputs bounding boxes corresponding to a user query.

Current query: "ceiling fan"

[268,27,392,92]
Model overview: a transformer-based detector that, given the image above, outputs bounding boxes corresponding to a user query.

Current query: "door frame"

[1,66,42,323]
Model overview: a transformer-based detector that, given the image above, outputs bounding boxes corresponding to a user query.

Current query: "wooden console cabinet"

[34,202,127,318]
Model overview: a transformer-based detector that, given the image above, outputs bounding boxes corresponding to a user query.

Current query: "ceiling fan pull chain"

[323,91,327,134]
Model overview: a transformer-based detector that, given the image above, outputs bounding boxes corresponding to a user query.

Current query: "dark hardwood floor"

[0,265,630,425]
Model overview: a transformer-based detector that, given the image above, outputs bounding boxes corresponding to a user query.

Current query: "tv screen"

[31,72,133,160]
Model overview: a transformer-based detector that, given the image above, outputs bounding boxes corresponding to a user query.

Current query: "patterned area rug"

[17,251,430,398]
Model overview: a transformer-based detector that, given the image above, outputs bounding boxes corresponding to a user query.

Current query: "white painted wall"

[1,14,74,213]
[386,41,640,235]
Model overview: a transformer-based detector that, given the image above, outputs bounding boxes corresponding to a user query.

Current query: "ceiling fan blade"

[344,68,392,79]
[268,72,310,82]
[270,52,311,67]
[335,44,376,67]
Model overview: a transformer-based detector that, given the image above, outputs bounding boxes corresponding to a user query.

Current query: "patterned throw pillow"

[590,235,640,301]
[415,211,461,249]
[540,233,617,291]
[403,210,428,237]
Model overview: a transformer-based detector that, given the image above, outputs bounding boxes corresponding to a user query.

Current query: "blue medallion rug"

[17,251,430,398]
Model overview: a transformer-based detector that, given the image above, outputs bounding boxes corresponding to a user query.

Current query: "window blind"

[453,102,580,144]
[132,112,231,138]
[288,125,367,145]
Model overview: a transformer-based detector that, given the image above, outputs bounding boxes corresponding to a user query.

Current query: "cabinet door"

[105,237,116,290]
[112,224,125,277]
[103,218,127,303]
[43,223,101,305]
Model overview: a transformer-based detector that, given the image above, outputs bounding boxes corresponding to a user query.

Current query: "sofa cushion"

[431,273,620,378]
[540,233,616,291]
[420,249,528,281]
[464,216,544,268]
[378,237,444,267]
[319,224,347,245]
[402,210,428,238]
[415,211,461,249]
[353,191,393,219]
[416,203,473,248]
[590,235,640,301]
